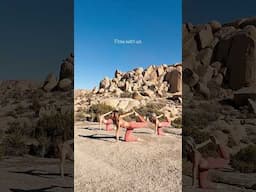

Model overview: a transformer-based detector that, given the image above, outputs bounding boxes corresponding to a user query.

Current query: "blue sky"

[0,0,73,80]
[75,0,182,89]
[183,0,256,24]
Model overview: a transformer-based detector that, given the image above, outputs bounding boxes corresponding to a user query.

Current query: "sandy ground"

[183,175,256,192]
[0,156,73,192]
[75,121,182,192]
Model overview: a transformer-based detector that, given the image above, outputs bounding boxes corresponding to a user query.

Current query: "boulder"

[234,86,256,106]
[195,82,210,98]
[196,48,213,66]
[209,20,222,32]
[183,68,199,87]
[248,98,256,114]
[43,73,58,92]
[59,55,74,80]
[213,28,256,89]
[164,69,182,93]
[196,24,213,49]
[99,77,110,89]
[101,98,140,112]
[58,78,73,91]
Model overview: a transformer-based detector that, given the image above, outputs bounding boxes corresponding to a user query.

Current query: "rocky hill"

[0,54,74,158]
[75,64,182,122]
[183,17,256,191]
[183,17,256,99]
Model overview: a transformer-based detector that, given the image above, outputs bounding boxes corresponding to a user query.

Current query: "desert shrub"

[231,145,256,173]
[4,122,28,156]
[135,103,164,118]
[120,92,133,98]
[88,104,114,122]
[75,111,88,121]
[183,111,218,130]
[36,112,74,157]
[31,97,41,112]
[172,117,182,128]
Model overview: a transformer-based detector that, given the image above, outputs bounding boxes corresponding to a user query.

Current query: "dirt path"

[75,121,182,192]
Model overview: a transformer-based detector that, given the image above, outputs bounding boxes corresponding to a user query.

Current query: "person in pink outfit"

[185,135,230,189]
[99,111,114,131]
[151,112,171,136]
[112,110,149,142]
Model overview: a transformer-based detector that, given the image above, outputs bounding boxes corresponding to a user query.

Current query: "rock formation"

[183,17,256,99]
[97,64,182,97]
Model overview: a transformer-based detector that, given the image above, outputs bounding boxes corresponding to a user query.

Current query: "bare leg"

[124,128,138,142]
[199,169,216,189]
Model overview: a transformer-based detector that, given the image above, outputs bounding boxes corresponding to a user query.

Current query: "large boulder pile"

[42,53,74,92]
[96,64,182,98]
[183,17,256,99]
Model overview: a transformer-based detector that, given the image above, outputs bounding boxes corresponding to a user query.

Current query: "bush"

[172,117,182,128]
[135,103,164,118]
[231,145,256,173]
[35,111,74,157]
[75,111,88,121]
[88,104,114,122]
[4,122,28,156]
[120,92,133,98]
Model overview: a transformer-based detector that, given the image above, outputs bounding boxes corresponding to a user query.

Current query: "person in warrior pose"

[112,109,149,142]
[99,111,114,131]
[151,112,171,136]
[185,135,230,189]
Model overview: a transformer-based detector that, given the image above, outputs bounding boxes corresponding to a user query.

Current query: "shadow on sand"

[78,127,104,131]
[9,169,73,179]
[79,134,123,142]
[10,185,73,192]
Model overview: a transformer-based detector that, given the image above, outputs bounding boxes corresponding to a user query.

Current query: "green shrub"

[75,112,88,121]
[135,103,164,118]
[231,145,256,173]
[36,112,74,157]
[120,92,133,98]
[4,122,28,156]
[88,104,114,121]
[172,117,182,128]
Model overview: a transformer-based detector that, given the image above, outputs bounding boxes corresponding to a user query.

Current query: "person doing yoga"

[185,135,230,189]
[151,112,171,136]
[111,109,148,142]
[99,111,114,131]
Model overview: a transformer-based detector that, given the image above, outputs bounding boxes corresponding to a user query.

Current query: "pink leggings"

[157,118,171,136]
[124,115,147,142]
[199,145,230,188]
[102,119,113,131]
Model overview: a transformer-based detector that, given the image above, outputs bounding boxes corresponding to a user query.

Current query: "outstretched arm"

[196,139,211,150]
[99,111,113,129]
[101,110,113,117]
[120,111,135,118]
[156,114,164,119]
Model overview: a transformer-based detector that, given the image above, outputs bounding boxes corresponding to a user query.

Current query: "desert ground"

[75,121,182,192]
[0,156,73,192]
